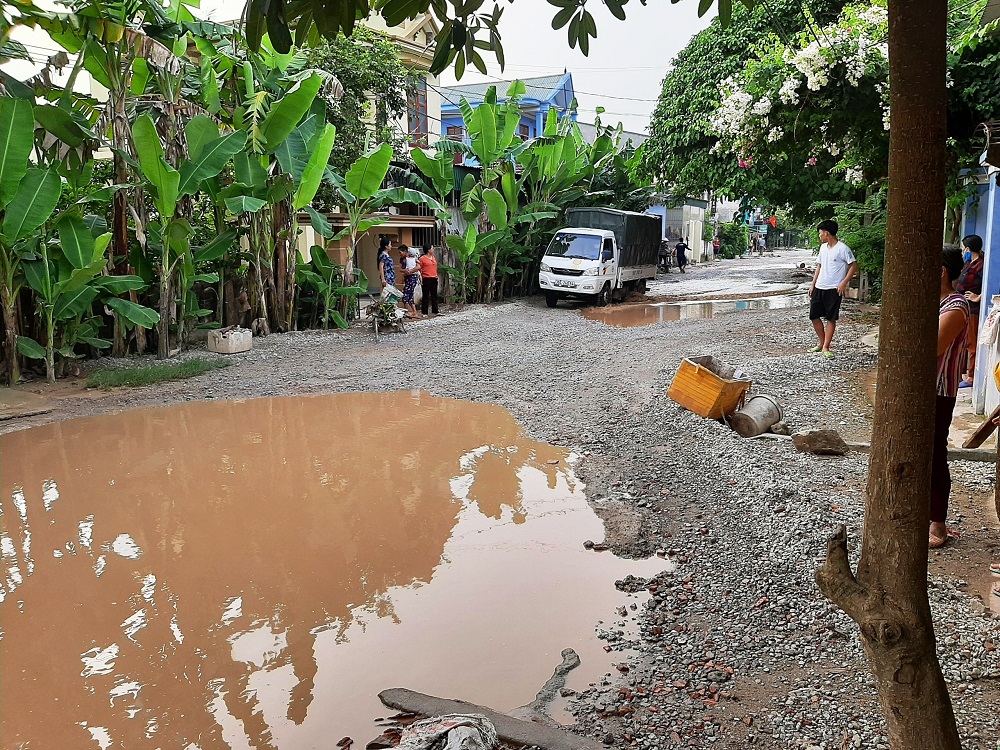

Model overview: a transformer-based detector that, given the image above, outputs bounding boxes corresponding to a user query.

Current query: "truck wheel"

[637,279,648,294]
[597,284,611,307]
[545,292,559,308]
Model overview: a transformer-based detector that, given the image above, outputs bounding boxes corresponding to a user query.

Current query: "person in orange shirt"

[417,245,439,317]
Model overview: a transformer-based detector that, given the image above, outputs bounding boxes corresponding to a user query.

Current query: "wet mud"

[0,392,666,748]
[581,294,808,328]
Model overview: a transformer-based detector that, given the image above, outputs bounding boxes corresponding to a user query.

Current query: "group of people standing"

[809,222,996,597]
[933,237,997,603]
[377,236,440,318]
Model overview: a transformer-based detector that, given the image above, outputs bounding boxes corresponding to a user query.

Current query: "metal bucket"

[730,394,784,438]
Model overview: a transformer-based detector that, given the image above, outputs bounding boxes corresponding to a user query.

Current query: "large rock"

[792,429,849,456]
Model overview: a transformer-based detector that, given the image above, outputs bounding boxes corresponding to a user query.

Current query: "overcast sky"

[438,1,714,134]
[9,0,712,134]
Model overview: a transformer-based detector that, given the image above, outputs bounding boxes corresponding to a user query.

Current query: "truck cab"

[538,228,619,307]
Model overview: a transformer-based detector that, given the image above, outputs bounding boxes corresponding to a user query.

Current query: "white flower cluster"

[791,41,832,90]
[855,5,888,26]
[844,166,864,185]
[710,87,753,137]
[778,76,801,105]
[752,96,772,116]
[767,127,783,142]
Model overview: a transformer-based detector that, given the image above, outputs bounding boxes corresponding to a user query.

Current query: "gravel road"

[5,252,999,749]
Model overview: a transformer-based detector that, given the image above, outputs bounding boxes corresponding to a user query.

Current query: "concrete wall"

[966,171,1000,415]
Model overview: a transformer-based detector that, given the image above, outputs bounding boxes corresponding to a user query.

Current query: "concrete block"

[207,327,252,354]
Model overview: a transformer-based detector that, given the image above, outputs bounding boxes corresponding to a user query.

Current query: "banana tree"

[134,113,246,357]
[295,245,366,329]
[329,142,446,290]
[19,212,157,382]
[0,96,62,384]
[221,70,337,333]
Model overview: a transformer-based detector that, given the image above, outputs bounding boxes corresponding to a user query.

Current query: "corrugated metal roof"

[576,121,648,146]
[439,74,570,105]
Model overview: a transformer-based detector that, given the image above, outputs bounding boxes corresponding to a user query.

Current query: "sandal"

[990,562,1000,576]
[993,583,1000,599]
[929,532,949,549]
[822,351,834,360]
[808,345,822,353]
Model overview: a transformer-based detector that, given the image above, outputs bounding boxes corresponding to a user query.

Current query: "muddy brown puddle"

[582,293,808,327]
[0,392,667,749]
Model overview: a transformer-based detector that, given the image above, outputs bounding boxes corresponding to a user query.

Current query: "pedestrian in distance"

[713,236,720,260]
[418,244,440,317]
[808,220,857,358]
[658,240,671,273]
[675,237,689,273]
[955,233,984,387]
[930,246,971,549]
[398,243,419,319]
[758,235,766,257]
[377,236,395,290]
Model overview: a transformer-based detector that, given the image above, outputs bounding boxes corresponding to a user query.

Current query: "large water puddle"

[0,393,666,749]
[582,293,808,328]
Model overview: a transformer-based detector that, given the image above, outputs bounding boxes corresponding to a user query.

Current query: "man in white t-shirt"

[808,220,857,358]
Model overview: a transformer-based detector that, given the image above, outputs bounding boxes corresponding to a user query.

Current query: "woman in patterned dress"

[399,244,419,318]
[930,246,971,548]
[377,236,395,290]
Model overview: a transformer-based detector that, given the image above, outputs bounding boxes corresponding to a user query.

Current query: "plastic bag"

[395,715,498,750]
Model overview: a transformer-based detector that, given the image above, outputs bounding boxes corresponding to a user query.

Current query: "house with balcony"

[438,73,577,164]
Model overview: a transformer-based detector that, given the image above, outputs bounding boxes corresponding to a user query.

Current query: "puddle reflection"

[0,393,665,748]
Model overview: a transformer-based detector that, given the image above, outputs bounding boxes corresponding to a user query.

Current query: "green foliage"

[301,27,409,173]
[717,222,748,259]
[86,358,231,388]
[244,0,730,79]
[643,0,850,218]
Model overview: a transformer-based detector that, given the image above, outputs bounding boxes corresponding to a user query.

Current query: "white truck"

[538,207,661,308]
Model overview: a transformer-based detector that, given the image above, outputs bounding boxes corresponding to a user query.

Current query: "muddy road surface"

[2,251,998,749]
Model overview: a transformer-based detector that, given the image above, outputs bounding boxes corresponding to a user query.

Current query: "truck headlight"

[539,262,551,272]
[583,268,598,276]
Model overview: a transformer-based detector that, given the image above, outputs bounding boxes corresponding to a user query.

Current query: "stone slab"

[0,389,53,421]
[378,688,603,750]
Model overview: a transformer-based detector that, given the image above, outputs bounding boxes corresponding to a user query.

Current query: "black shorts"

[809,287,843,321]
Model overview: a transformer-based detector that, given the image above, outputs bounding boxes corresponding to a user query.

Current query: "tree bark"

[816,0,961,746]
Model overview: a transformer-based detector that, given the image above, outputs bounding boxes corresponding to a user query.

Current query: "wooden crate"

[667,356,752,419]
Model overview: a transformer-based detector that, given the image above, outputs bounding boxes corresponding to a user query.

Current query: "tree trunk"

[815,0,961,747]
[157,264,171,360]
[1,285,19,385]
[271,197,293,333]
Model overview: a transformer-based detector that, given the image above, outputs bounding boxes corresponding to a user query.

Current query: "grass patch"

[87,359,231,389]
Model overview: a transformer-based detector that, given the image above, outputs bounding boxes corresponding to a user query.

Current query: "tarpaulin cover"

[564,208,661,267]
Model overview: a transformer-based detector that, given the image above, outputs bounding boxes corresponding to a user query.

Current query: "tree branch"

[815,524,868,622]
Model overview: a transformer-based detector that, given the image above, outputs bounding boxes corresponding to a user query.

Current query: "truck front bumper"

[538,272,599,295]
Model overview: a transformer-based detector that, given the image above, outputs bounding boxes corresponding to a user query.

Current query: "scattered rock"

[791,429,849,456]
[770,421,791,436]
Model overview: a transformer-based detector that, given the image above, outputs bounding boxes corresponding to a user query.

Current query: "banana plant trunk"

[110,89,131,357]
[157,262,171,360]
[815,0,962,745]
[271,197,294,333]
[1,284,19,385]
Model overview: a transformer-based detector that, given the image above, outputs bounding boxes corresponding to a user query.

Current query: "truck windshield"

[545,232,602,260]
